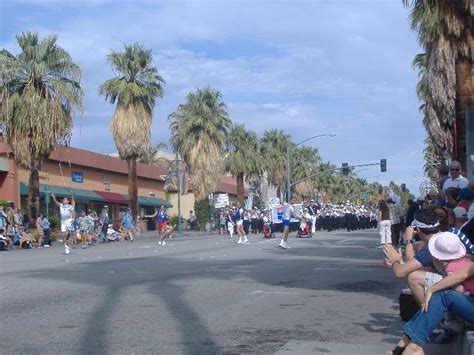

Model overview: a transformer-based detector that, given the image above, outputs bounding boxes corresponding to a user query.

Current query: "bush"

[48,214,60,229]
[194,198,210,231]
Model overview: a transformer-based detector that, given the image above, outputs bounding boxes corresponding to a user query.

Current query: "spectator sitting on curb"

[386,262,474,355]
[383,208,440,305]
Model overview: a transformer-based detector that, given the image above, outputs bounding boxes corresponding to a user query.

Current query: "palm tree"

[0,31,83,220]
[403,0,472,167]
[290,146,321,198]
[99,43,164,218]
[260,129,292,200]
[224,123,261,204]
[169,87,232,201]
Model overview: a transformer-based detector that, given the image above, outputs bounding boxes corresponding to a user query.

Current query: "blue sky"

[0,0,427,194]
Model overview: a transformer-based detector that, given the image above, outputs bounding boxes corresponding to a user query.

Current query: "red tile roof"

[48,145,167,181]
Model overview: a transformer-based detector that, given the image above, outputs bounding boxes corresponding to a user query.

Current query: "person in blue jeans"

[387,263,474,355]
[42,216,51,247]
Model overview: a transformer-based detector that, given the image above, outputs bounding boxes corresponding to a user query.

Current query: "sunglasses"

[451,168,459,171]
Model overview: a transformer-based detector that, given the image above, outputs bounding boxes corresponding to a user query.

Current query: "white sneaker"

[43,245,50,248]
[279,241,287,249]
[243,238,249,244]
[82,245,87,249]
[158,241,162,246]
[162,241,166,246]
[237,238,243,244]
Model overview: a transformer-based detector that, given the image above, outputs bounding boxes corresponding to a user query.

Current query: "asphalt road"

[0,229,426,354]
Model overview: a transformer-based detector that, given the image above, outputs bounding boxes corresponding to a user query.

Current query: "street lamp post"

[286,134,336,202]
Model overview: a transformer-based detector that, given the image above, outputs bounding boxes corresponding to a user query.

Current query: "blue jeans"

[404,290,474,345]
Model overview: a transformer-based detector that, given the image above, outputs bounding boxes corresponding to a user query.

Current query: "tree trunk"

[276,186,281,202]
[454,56,474,172]
[236,172,245,204]
[28,169,40,223]
[128,157,138,220]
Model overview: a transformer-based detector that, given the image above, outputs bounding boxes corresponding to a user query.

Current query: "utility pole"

[175,152,182,235]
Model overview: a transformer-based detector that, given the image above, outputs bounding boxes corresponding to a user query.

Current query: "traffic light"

[401,183,406,192]
[380,159,387,172]
[342,163,349,176]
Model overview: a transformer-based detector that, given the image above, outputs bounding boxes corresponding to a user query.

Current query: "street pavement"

[0,229,451,354]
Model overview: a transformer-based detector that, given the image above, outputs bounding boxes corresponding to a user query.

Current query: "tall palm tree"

[0,31,83,220]
[403,0,472,167]
[224,123,261,204]
[99,43,164,218]
[260,129,292,200]
[290,146,321,198]
[169,87,232,201]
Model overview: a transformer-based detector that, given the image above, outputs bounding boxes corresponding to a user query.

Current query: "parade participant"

[158,223,176,246]
[279,196,295,249]
[219,210,226,234]
[51,192,75,243]
[121,208,135,242]
[226,208,235,238]
[145,205,168,240]
[235,205,248,244]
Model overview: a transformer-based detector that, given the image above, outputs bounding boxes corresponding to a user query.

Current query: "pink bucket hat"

[428,232,466,261]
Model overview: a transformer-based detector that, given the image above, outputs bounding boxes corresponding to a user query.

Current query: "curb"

[462,330,474,355]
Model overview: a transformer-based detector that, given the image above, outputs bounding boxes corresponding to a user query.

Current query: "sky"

[0,0,428,194]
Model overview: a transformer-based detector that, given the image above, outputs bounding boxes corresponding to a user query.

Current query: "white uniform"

[60,203,74,233]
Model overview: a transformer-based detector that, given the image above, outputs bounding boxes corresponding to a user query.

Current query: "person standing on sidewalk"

[378,200,391,248]
[36,213,45,247]
[388,198,402,247]
[42,215,51,247]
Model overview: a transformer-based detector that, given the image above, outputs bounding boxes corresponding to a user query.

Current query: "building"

[0,140,171,228]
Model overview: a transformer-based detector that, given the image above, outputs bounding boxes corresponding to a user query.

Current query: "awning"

[94,190,128,204]
[138,196,172,208]
[20,183,104,201]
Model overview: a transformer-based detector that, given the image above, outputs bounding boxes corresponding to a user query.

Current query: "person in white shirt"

[280,197,296,249]
[442,160,469,191]
[51,192,75,243]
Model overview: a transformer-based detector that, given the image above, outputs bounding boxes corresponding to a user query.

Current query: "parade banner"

[215,193,230,209]
[271,204,284,223]
[245,194,253,210]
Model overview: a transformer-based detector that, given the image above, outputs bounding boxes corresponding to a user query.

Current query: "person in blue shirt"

[121,208,135,242]
[42,215,51,247]
[145,205,168,245]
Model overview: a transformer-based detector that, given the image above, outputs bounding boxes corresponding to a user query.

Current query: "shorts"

[158,222,167,232]
[36,228,44,237]
[282,219,290,227]
[424,272,443,293]
[236,220,243,226]
[61,219,73,233]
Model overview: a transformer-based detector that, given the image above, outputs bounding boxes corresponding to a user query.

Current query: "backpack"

[399,289,420,321]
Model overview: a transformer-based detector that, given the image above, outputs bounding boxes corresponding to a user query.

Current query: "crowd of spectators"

[381,160,474,355]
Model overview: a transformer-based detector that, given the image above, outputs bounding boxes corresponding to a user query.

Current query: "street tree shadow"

[8,249,404,353]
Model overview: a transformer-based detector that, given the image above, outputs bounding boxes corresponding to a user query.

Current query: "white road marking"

[249,290,300,295]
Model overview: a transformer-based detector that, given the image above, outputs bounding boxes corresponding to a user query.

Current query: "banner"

[215,193,230,209]
[245,194,253,210]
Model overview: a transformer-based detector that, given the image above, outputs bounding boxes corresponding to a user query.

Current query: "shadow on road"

[11,247,402,353]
